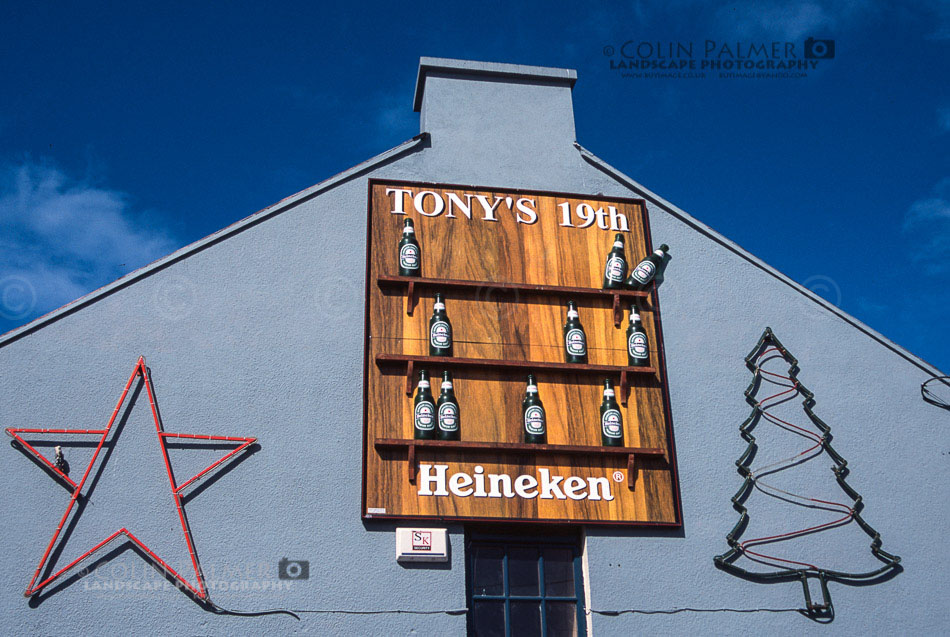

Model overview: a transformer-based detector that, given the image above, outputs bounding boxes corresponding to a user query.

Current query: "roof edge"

[413,57,577,112]
[0,133,430,349]
[573,142,946,377]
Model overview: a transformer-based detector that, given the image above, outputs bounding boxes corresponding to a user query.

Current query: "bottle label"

[414,401,435,430]
[631,261,656,284]
[604,256,626,282]
[526,385,538,394]
[565,329,586,356]
[431,321,451,349]
[399,244,419,269]
[524,405,546,435]
[602,409,623,439]
[628,332,648,359]
[438,403,459,431]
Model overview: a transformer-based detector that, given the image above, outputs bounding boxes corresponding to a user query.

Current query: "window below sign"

[466,530,586,637]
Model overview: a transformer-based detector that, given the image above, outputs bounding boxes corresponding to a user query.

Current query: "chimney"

[413,58,578,173]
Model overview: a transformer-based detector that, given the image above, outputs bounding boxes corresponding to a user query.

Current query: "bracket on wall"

[406,280,416,316]
[377,353,654,407]
[378,274,650,325]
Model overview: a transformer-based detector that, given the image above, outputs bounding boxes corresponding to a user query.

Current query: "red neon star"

[5,357,257,600]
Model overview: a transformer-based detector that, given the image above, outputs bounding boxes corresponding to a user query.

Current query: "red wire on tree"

[714,328,901,617]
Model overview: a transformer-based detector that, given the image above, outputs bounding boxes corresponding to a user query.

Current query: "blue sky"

[1,1,947,372]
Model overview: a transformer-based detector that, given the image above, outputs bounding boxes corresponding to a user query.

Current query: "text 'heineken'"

[522,374,546,444]
[429,293,453,356]
[437,370,460,440]
[398,217,421,277]
[602,233,628,289]
[600,378,624,446]
[413,369,436,440]
[625,243,670,290]
[626,306,650,367]
[562,300,588,364]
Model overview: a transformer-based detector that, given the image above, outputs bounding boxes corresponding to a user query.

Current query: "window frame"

[465,529,587,637]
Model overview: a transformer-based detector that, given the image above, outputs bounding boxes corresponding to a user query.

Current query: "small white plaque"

[396,527,448,562]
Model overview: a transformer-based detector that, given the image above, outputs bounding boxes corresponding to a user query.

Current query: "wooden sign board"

[362,180,681,526]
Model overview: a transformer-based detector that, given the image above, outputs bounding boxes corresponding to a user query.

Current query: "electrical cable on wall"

[205,603,812,621]
[921,375,950,409]
[714,327,901,619]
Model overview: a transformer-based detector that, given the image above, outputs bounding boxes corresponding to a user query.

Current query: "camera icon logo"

[804,37,835,59]
[278,558,310,580]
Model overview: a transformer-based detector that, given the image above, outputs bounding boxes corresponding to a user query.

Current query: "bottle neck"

[567,309,578,319]
[526,384,538,394]
[433,302,445,311]
[441,381,453,392]
[417,380,430,389]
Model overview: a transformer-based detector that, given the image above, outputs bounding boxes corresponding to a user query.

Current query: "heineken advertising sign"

[416,464,617,501]
[362,180,681,526]
[383,186,634,232]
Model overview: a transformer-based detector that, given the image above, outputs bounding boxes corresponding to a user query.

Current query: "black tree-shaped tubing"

[714,327,901,618]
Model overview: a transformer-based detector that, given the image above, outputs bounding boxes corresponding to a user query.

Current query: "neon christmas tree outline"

[714,327,901,617]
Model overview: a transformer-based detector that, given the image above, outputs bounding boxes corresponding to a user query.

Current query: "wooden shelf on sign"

[375,353,656,405]
[374,438,668,490]
[377,274,650,326]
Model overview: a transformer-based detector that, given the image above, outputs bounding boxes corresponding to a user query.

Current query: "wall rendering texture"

[1,58,945,635]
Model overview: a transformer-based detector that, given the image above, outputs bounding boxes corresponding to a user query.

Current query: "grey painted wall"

[1,58,946,636]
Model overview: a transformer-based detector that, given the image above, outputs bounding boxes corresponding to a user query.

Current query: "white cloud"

[374,89,416,140]
[715,1,869,41]
[939,106,950,133]
[922,0,950,39]
[0,163,177,324]
[904,178,950,276]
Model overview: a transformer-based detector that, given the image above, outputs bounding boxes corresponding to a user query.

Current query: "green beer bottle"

[626,305,650,367]
[429,293,453,357]
[602,233,628,289]
[625,243,670,290]
[437,370,460,441]
[600,378,624,446]
[522,374,547,444]
[398,218,421,277]
[562,300,588,364]
[413,369,436,440]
